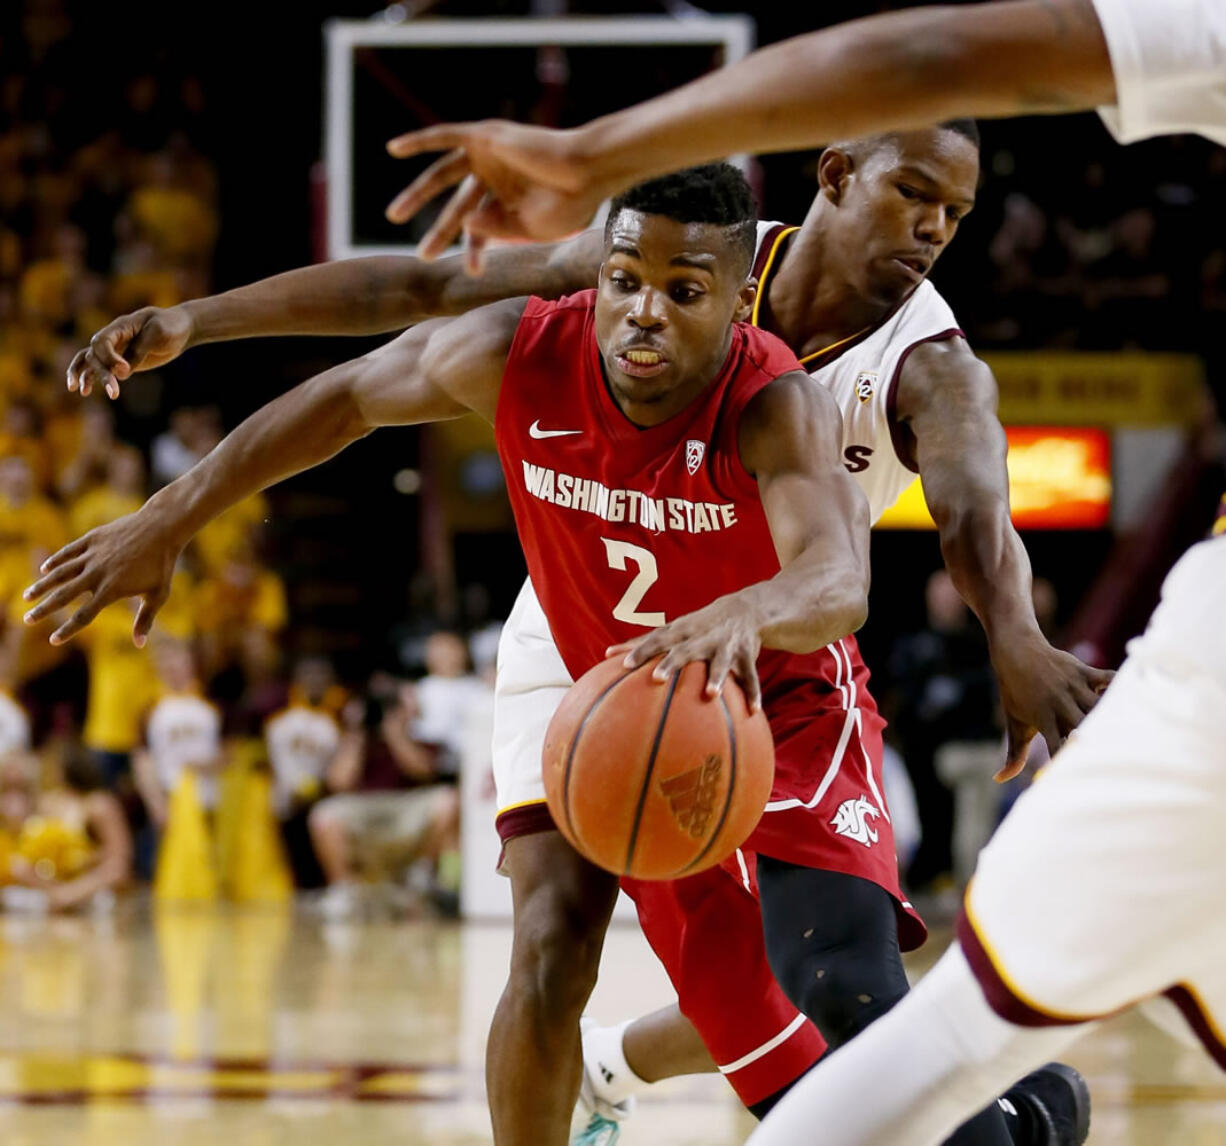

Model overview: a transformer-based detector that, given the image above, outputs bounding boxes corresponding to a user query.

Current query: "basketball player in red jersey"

[68,127,1096,1143]
[35,166,1041,1146]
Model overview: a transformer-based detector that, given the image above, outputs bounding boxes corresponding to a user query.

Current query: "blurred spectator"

[193,490,269,576]
[54,401,118,502]
[264,655,351,887]
[1,746,132,913]
[887,571,1000,892]
[0,454,65,588]
[193,540,286,692]
[133,640,224,831]
[309,678,460,919]
[0,665,31,757]
[68,442,144,536]
[18,222,95,328]
[124,150,217,268]
[80,579,194,788]
[0,398,52,490]
[413,629,489,775]
[151,406,221,488]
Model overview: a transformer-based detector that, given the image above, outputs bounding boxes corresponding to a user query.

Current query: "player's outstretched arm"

[384,0,1112,253]
[68,232,601,399]
[896,338,1114,779]
[26,299,525,647]
[615,373,870,710]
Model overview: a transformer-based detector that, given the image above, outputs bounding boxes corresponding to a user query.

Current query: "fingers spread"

[733,649,762,712]
[705,645,733,697]
[386,125,469,159]
[420,172,487,259]
[385,149,471,228]
[39,536,89,576]
[50,595,105,646]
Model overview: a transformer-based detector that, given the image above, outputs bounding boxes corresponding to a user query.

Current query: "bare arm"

[26,299,525,645]
[380,708,438,783]
[69,232,601,398]
[47,793,132,911]
[132,747,167,827]
[324,727,367,793]
[384,0,1113,255]
[896,339,1114,776]
[618,373,871,709]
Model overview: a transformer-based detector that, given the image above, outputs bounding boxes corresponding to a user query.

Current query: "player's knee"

[766,937,907,1049]
[510,881,609,1019]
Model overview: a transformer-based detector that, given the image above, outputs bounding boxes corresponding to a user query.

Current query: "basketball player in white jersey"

[135,641,224,827]
[64,118,1103,1142]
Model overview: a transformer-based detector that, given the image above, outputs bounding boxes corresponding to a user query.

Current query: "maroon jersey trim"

[959,905,1226,1069]
[884,328,966,475]
[495,800,556,845]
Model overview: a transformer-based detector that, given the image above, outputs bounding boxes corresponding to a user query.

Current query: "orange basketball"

[542,656,775,880]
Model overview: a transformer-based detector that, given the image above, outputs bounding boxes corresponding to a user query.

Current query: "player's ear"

[818,147,853,205]
[733,277,757,324]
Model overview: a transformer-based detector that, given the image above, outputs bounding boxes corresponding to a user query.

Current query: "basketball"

[542,655,775,880]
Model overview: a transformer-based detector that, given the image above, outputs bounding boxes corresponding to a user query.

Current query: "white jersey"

[264,704,340,816]
[0,692,31,756]
[1091,0,1226,146]
[145,693,223,810]
[752,222,964,524]
[1118,532,1226,705]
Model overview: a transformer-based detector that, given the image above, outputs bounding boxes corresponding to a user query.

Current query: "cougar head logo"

[831,795,881,847]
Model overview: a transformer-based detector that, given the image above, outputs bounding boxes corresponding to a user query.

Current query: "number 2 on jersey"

[602,538,666,627]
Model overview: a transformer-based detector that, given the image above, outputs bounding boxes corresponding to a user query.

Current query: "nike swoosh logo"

[529,420,583,439]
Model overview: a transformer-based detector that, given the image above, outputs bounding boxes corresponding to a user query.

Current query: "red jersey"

[499,291,833,700]
[497,291,923,949]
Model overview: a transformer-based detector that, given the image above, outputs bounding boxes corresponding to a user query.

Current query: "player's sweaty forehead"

[604,211,742,282]
[864,128,979,209]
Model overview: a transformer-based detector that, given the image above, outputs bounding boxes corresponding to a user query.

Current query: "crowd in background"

[2,0,1221,917]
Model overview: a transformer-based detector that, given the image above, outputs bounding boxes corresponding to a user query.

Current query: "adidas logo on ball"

[659,755,723,838]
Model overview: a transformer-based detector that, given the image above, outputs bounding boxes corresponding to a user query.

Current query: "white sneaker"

[315,882,363,921]
[577,1017,637,1123]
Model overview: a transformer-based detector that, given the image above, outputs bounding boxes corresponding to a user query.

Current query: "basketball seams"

[679,689,739,875]
[623,673,682,875]
[560,665,638,851]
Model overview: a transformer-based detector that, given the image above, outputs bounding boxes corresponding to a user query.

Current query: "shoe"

[572,1113,621,1146]
[577,1017,636,1123]
[1002,1062,1091,1145]
[314,882,363,921]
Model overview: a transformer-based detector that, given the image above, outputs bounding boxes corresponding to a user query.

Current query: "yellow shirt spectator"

[128,186,218,263]
[193,566,287,636]
[81,575,194,755]
[69,487,143,539]
[194,495,269,575]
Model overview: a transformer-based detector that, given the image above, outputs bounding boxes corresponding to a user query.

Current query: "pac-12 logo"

[855,371,878,403]
[685,439,706,475]
[831,795,881,847]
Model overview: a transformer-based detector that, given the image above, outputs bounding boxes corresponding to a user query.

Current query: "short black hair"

[938,118,980,149]
[605,163,757,274]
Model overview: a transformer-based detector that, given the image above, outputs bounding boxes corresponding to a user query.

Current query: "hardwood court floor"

[0,905,1223,1145]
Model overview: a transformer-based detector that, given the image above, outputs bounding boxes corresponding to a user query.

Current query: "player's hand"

[22,510,184,647]
[607,596,763,712]
[384,120,608,272]
[67,306,195,400]
[990,636,1114,781]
